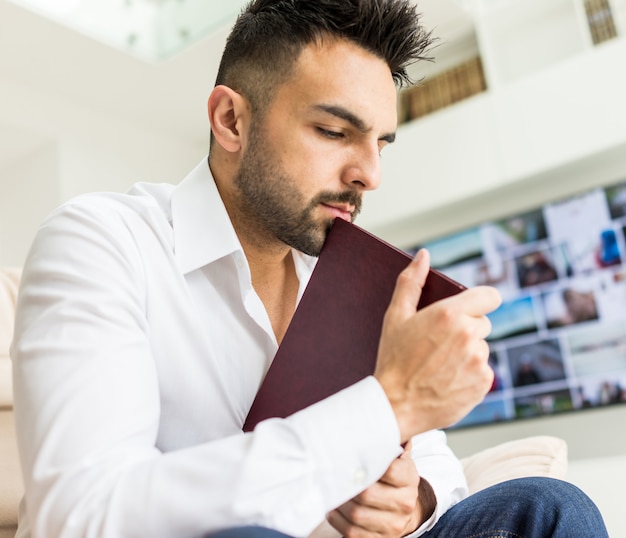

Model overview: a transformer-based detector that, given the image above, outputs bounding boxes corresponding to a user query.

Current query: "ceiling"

[0,0,474,169]
[4,0,251,62]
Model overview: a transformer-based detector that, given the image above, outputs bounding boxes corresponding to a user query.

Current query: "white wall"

[0,144,60,266]
[566,453,626,537]
[360,37,626,244]
[0,78,207,267]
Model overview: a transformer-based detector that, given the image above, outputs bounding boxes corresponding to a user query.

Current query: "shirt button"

[353,467,367,486]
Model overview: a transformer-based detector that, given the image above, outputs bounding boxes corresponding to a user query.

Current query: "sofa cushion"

[0,410,21,534]
[0,269,20,409]
[460,435,568,495]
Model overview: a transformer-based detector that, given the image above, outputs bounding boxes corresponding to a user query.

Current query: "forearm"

[416,477,437,528]
[15,367,402,537]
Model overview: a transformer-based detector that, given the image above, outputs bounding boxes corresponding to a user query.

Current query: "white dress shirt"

[11,158,467,538]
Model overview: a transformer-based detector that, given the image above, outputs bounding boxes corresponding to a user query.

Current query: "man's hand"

[375,249,502,442]
[326,442,433,537]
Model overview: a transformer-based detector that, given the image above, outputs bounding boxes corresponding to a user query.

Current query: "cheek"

[272,126,345,192]
[295,145,344,191]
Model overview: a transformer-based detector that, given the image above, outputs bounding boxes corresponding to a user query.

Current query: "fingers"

[378,448,416,489]
[327,479,419,537]
[478,314,493,340]
[444,285,502,317]
[386,250,501,338]
[327,453,423,537]
[376,251,503,440]
[463,312,493,341]
[385,249,431,324]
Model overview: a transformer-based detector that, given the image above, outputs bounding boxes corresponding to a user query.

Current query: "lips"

[321,203,354,222]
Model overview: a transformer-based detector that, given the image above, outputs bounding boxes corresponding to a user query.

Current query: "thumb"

[386,249,431,324]
[401,439,413,459]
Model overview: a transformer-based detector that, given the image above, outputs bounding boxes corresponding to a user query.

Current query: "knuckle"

[476,339,491,361]
[439,301,464,327]
[435,303,459,325]
[396,267,415,287]
[345,502,364,522]
[483,363,495,384]
[480,340,492,360]
[343,525,363,538]
[357,488,374,505]
[398,497,415,515]
[483,315,493,335]
[389,518,408,535]
[458,325,475,347]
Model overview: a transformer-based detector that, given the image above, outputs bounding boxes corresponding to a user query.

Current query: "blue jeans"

[422,477,608,537]
[205,529,292,538]
[205,477,608,537]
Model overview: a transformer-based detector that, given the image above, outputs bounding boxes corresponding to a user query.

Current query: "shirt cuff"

[284,375,403,510]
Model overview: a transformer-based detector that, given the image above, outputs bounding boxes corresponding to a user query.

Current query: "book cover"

[243,218,466,432]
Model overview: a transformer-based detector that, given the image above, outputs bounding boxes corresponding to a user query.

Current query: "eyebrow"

[312,104,396,144]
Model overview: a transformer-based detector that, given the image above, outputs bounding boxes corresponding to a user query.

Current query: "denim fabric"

[205,527,294,538]
[205,477,608,538]
[423,477,608,538]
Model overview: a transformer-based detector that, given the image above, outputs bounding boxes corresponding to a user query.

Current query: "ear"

[208,85,251,153]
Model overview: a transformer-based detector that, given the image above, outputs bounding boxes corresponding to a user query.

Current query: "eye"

[317,127,345,140]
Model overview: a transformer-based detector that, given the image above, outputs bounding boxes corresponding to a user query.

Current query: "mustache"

[312,190,363,217]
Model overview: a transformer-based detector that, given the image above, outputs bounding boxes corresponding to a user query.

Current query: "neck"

[210,156,300,343]
[210,153,291,262]
[246,245,300,345]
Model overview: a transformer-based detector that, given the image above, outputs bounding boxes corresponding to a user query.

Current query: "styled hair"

[214,0,433,115]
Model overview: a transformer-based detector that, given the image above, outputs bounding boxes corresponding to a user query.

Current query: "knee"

[509,477,591,510]
[493,477,607,534]
[495,477,588,511]
[432,477,607,537]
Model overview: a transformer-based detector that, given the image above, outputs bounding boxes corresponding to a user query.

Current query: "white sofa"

[0,269,22,538]
[0,268,569,538]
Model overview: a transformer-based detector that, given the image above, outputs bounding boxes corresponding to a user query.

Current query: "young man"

[11,1,607,537]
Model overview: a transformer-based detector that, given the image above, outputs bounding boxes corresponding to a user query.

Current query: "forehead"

[269,38,398,130]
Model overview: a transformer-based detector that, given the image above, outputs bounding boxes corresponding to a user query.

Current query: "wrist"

[416,477,437,528]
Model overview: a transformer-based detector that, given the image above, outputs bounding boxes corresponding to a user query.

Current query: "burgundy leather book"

[243,218,466,432]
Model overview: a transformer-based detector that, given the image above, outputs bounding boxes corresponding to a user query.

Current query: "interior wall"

[0,144,60,267]
[359,37,626,238]
[0,78,207,267]
[372,141,626,250]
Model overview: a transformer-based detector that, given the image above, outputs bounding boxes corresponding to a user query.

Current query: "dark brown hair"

[214,0,433,115]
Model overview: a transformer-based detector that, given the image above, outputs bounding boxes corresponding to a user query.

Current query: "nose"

[341,142,382,192]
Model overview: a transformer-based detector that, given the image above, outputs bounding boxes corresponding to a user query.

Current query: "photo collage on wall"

[406,179,626,429]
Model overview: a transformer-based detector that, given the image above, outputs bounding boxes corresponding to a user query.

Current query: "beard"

[233,124,362,256]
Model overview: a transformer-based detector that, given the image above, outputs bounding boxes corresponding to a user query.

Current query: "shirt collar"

[170,157,318,281]
[171,157,243,274]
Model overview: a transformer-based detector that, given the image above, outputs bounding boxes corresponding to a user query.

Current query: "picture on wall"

[406,178,626,429]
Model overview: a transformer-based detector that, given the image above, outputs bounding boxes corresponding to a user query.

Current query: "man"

[11,1,607,537]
